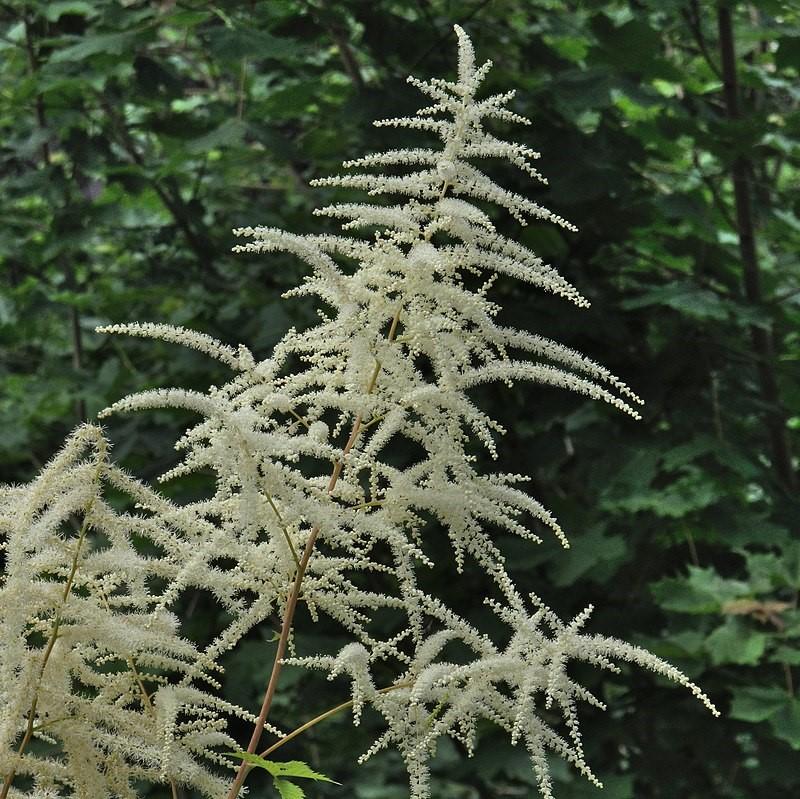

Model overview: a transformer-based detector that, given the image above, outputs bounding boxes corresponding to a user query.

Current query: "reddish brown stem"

[225,310,401,799]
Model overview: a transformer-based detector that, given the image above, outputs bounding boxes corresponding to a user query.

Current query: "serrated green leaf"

[274,778,305,799]
[267,760,338,783]
[225,753,338,783]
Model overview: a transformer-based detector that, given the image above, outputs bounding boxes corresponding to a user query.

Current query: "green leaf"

[187,120,247,154]
[164,10,211,27]
[730,686,790,723]
[650,566,750,614]
[206,28,300,61]
[48,32,138,63]
[549,525,626,586]
[660,436,717,471]
[551,68,615,115]
[776,37,800,70]
[267,760,338,782]
[771,700,800,749]
[225,753,338,783]
[274,779,305,799]
[545,35,589,62]
[590,17,679,79]
[705,618,767,665]
[647,469,722,518]
[44,1,97,20]
[260,81,322,120]
[620,282,728,321]
[769,646,800,666]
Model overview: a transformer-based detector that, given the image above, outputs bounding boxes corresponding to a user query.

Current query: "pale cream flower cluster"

[0,426,263,798]
[0,25,716,799]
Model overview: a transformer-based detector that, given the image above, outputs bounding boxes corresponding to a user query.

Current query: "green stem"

[264,491,301,568]
[288,408,310,430]
[239,436,301,568]
[359,413,385,432]
[258,682,411,759]
[349,499,385,511]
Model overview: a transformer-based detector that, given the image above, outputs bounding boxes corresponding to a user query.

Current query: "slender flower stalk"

[226,305,405,799]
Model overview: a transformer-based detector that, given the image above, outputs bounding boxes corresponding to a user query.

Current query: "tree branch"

[692,150,737,230]
[305,0,365,92]
[682,0,722,79]
[98,94,214,268]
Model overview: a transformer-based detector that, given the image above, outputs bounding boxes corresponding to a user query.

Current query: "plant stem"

[238,436,302,568]
[225,307,403,799]
[288,408,311,430]
[258,681,411,760]
[264,491,301,568]
[350,499,385,510]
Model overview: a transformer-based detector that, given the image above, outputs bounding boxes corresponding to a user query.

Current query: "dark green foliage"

[1,1,798,797]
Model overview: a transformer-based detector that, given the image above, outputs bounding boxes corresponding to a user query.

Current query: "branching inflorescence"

[0,25,717,799]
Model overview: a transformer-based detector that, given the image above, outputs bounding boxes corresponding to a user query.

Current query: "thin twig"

[97,93,214,268]
[258,682,411,760]
[264,491,301,568]
[288,408,311,429]
[237,57,247,119]
[312,0,365,91]
[97,590,182,799]
[349,499,385,510]
[681,0,722,79]
[691,150,736,230]
[685,530,700,567]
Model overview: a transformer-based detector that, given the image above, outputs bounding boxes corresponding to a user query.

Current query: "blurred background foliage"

[1,0,799,797]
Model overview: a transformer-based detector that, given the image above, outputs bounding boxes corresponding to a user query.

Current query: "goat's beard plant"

[0,26,718,799]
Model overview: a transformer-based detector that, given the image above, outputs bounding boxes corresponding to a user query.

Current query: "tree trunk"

[717,3,796,492]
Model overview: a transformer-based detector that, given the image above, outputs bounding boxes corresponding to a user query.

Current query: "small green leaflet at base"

[226,752,340,799]
[274,778,305,799]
